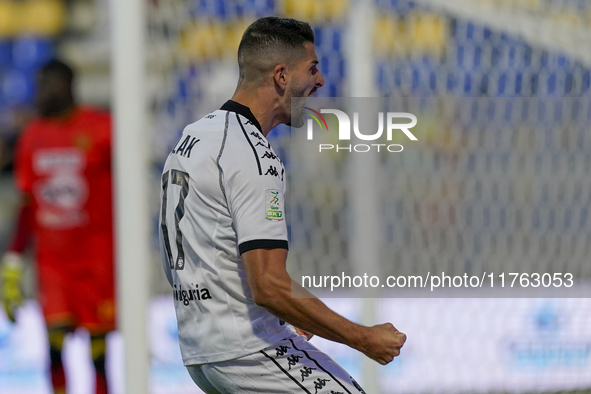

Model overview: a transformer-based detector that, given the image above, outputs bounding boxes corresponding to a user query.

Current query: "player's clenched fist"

[358,322,406,365]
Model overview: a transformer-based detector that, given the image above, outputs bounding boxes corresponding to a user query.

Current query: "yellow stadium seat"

[323,0,348,22]
[180,21,226,62]
[374,13,447,58]
[280,0,348,23]
[376,15,416,57]
[374,16,398,57]
[550,11,583,27]
[410,13,447,54]
[0,0,20,38]
[503,0,542,11]
[225,19,253,58]
[280,0,315,22]
[22,0,66,37]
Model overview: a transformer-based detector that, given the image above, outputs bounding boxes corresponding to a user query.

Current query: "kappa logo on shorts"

[287,354,303,369]
[276,345,290,357]
[265,189,284,221]
[300,366,316,381]
[262,339,358,394]
[313,378,331,393]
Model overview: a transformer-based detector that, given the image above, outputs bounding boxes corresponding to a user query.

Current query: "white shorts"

[186,335,367,394]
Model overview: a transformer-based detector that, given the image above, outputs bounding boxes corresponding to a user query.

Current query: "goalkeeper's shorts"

[186,334,366,394]
[38,259,115,334]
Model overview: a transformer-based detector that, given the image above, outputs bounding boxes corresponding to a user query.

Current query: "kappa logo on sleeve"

[265,189,284,221]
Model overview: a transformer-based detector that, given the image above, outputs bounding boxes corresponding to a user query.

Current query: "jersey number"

[161,170,189,270]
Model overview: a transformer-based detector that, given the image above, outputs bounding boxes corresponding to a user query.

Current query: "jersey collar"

[220,100,262,133]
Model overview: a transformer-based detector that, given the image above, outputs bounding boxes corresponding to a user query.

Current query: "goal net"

[144,0,591,392]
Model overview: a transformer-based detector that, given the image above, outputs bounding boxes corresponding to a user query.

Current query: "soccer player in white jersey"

[159,16,406,393]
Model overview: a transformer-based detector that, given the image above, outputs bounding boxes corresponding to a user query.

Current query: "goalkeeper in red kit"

[0,60,115,394]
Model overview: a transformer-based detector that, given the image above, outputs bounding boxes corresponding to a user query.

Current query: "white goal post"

[110,0,150,392]
[345,1,380,393]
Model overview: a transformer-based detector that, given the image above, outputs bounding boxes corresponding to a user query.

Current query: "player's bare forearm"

[241,248,406,364]
[265,276,366,350]
[242,248,365,349]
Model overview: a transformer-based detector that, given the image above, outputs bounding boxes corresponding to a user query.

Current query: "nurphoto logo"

[303,107,418,153]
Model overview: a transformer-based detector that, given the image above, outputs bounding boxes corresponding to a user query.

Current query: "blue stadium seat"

[411,65,420,91]
[2,68,35,104]
[446,71,457,93]
[463,72,473,95]
[331,28,341,52]
[176,77,190,103]
[465,22,475,40]
[547,72,557,96]
[429,70,437,92]
[192,0,276,19]
[376,0,415,14]
[337,58,344,78]
[12,37,54,71]
[582,71,590,94]
[0,40,12,69]
[514,72,524,95]
[213,0,228,19]
[377,63,386,87]
[239,0,276,17]
[313,27,323,48]
[497,72,508,96]
[319,55,331,76]
[166,98,176,117]
[190,0,218,18]
[455,44,466,70]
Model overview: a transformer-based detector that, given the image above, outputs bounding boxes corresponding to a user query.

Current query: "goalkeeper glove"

[1,252,24,323]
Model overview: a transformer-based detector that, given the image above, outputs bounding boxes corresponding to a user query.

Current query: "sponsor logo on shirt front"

[173,283,212,306]
[32,148,89,228]
[265,189,284,221]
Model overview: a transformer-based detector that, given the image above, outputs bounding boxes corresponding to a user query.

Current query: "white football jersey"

[159,100,295,365]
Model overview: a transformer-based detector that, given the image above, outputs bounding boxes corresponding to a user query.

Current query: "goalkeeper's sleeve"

[7,194,33,254]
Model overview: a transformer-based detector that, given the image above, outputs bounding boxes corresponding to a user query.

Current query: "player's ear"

[273,64,288,90]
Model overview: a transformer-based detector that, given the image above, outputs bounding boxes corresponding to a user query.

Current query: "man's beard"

[286,85,308,128]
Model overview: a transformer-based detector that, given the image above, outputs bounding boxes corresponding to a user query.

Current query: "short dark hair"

[237,17,314,84]
[39,59,74,85]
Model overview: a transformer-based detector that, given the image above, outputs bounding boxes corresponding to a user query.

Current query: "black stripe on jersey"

[220,100,262,132]
[239,239,289,255]
[236,113,262,175]
[260,350,312,394]
[217,111,230,201]
[288,338,353,394]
